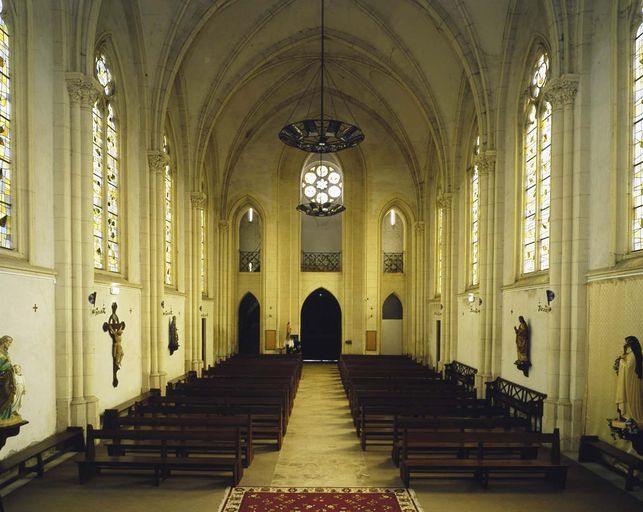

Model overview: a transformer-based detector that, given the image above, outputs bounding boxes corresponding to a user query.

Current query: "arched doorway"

[382,293,403,355]
[238,293,260,355]
[301,288,341,361]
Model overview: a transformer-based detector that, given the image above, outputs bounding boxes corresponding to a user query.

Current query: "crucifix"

[102,302,126,387]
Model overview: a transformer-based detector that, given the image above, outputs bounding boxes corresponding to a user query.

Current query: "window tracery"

[92,52,120,272]
[0,1,12,250]
[522,52,551,274]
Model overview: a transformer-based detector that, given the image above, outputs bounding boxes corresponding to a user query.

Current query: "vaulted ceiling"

[116,0,525,212]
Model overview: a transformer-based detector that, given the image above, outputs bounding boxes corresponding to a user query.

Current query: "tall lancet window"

[200,208,206,293]
[436,207,443,295]
[92,52,121,272]
[0,1,12,250]
[470,135,480,286]
[633,14,643,251]
[163,134,175,285]
[522,51,551,274]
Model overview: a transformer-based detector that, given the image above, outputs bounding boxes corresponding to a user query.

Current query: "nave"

[1,363,642,512]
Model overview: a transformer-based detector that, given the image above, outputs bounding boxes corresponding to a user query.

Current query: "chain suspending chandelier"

[279,0,363,216]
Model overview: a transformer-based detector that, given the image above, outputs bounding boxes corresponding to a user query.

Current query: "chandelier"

[279,0,364,154]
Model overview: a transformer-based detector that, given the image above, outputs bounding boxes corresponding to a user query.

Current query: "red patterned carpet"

[217,487,424,512]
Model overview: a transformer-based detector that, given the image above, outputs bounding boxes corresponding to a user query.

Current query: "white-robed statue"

[615,336,643,424]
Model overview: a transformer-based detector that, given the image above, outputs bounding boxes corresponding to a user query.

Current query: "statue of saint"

[169,316,180,355]
[0,335,21,424]
[103,303,126,387]
[615,336,643,424]
[12,364,25,415]
[514,316,531,377]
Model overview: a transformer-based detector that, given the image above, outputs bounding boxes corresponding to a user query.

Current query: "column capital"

[543,74,579,108]
[218,220,229,232]
[437,192,452,210]
[190,192,207,209]
[414,220,425,234]
[65,73,101,107]
[148,151,168,175]
[472,151,496,176]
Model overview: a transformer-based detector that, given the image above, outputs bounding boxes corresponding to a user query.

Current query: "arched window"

[521,51,551,274]
[163,133,175,285]
[0,1,11,251]
[436,207,443,295]
[239,207,261,272]
[92,52,121,272]
[632,15,643,251]
[469,135,480,286]
[382,208,404,273]
[200,207,206,293]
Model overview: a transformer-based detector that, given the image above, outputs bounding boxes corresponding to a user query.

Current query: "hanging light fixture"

[279,0,364,154]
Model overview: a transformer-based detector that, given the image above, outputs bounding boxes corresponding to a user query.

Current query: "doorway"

[300,288,341,361]
[381,294,403,355]
[238,293,260,355]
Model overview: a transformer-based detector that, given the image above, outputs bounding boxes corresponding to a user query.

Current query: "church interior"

[1,0,643,510]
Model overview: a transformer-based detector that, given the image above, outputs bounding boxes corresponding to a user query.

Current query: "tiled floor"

[2,363,642,511]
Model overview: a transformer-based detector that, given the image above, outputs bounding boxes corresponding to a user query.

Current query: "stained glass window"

[163,134,174,286]
[633,18,643,251]
[0,2,12,250]
[470,135,480,286]
[522,52,551,274]
[92,53,120,272]
[437,207,443,295]
[200,208,206,293]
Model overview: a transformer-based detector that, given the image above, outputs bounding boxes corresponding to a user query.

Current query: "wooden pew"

[578,435,643,490]
[400,429,568,489]
[133,401,284,449]
[103,409,254,467]
[391,416,531,466]
[76,424,243,486]
[399,428,567,488]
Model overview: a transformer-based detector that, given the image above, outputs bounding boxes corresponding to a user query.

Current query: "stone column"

[543,75,579,446]
[437,193,453,367]
[217,220,230,359]
[148,151,168,390]
[473,151,496,391]
[190,192,207,372]
[414,221,427,364]
[65,74,100,426]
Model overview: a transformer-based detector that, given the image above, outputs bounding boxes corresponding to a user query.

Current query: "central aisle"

[270,363,400,487]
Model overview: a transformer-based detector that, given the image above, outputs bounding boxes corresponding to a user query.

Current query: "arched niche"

[238,292,260,355]
[300,154,343,272]
[300,288,342,361]
[382,207,405,273]
[238,206,262,272]
[381,293,403,355]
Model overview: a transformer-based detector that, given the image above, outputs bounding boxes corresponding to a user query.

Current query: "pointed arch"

[300,288,342,361]
[238,292,260,355]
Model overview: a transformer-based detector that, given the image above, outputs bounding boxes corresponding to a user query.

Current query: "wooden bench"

[391,416,531,466]
[76,425,242,486]
[133,402,284,449]
[578,435,643,491]
[103,410,254,467]
[0,427,84,512]
[399,429,567,489]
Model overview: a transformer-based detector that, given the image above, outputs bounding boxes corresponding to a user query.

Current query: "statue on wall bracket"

[0,335,25,425]
[168,315,179,355]
[514,316,531,377]
[103,302,126,387]
[609,335,643,455]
